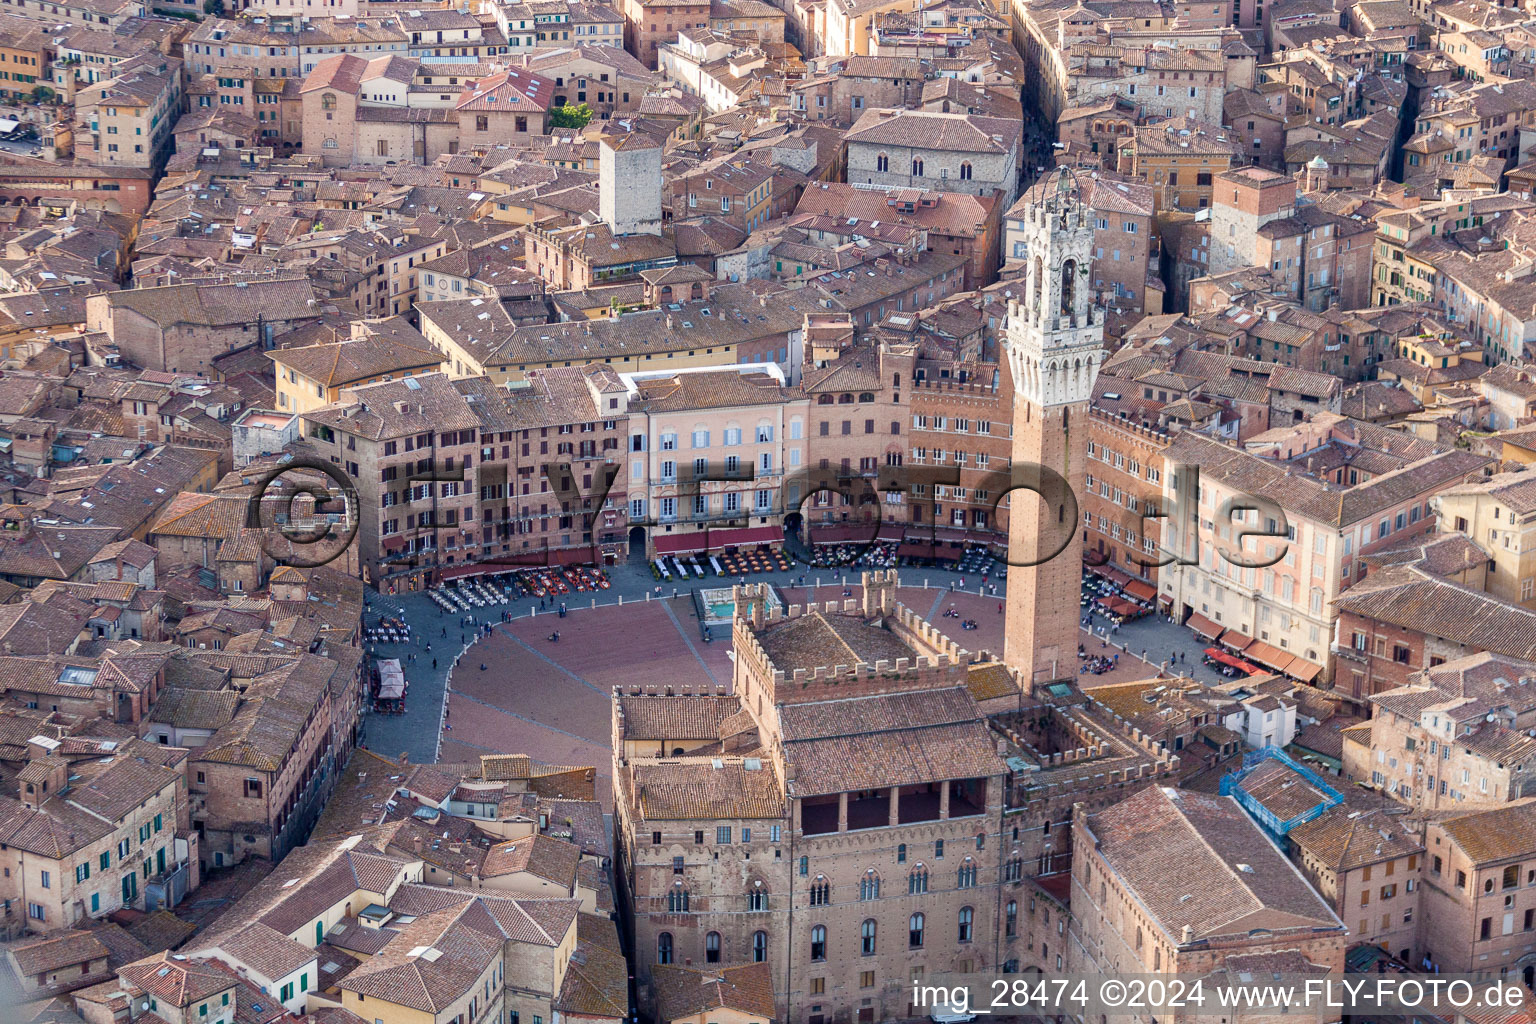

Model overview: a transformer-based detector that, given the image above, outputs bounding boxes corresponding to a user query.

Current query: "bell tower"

[1003,168,1105,691]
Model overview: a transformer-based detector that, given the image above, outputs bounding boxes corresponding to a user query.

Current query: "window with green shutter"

[300,973,307,991]
[153,814,162,832]
[222,993,229,1006]
[76,863,89,882]
[99,852,109,871]
[315,920,323,944]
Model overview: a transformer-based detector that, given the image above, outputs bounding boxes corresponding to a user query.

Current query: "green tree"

[548,102,594,129]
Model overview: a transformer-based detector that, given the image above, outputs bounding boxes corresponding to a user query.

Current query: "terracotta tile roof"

[1231,758,1334,822]
[456,69,555,112]
[126,912,198,955]
[206,922,315,982]
[654,962,774,1022]
[148,687,240,731]
[616,695,739,740]
[1161,429,1490,526]
[0,525,121,582]
[300,54,370,95]
[478,753,534,781]
[482,834,580,888]
[338,903,502,1012]
[267,335,442,389]
[204,839,416,945]
[753,611,915,673]
[1287,803,1423,873]
[302,373,483,443]
[1438,800,1536,863]
[79,922,152,969]
[6,931,110,978]
[782,687,1006,796]
[1336,565,1536,660]
[102,278,320,330]
[1086,786,1341,942]
[119,953,235,1007]
[195,654,337,771]
[629,368,799,414]
[387,884,579,947]
[556,938,628,1020]
[541,798,609,858]
[68,755,181,823]
[324,918,400,957]
[846,108,1018,154]
[147,493,248,540]
[628,759,785,821]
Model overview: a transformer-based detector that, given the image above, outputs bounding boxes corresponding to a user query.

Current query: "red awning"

[653,532,708,555]
[1205,647,1241,668]
[438,563,493,581]
[1219,629,1255,652]
[898,541,943,558]
[1185,612,1223,640]
[877,523,905,541]
[1205,647,1267,675]
[712,525,782,548]
[1124,580,1156,603]
[546,546,596,565]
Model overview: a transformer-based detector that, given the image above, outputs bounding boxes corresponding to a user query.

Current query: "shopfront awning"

[438,563,492,580]
[712,525,782,548]
[545,546,597,565]
[877,523,905,541]
[1219,629,1255,653]
[1287,658,1325,683]
[1089,563,1134,587]
[1243,640,1295,674]
[1185,612,1223,640]
[1204,648,1266,675]
[653,532,708,555]
[1124,579,1156,603]
[808,524,863,543]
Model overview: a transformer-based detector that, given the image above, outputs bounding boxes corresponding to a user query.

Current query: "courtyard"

[359,559,1204,808]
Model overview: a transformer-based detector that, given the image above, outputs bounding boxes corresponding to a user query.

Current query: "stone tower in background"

[599,132,662,237]
[1002,169,1106,690]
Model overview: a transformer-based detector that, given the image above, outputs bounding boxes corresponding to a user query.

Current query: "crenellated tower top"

[1004,167,1106,410]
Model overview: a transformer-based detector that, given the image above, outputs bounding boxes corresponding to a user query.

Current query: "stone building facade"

[1068,785,1349,998]
[613,571,1181,1024]
[1083,411,1170,588]
[1338,653,1536,812]
[1416,801,1536,984]
[615,576,1010,1024]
